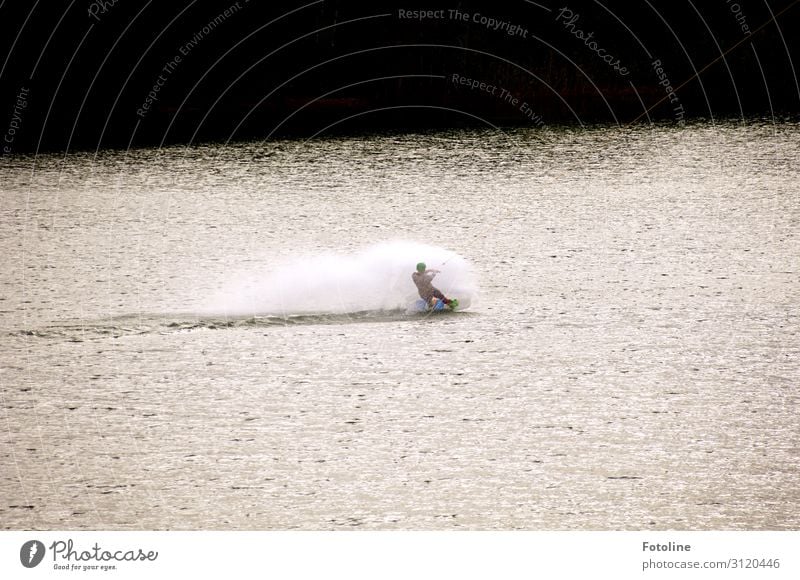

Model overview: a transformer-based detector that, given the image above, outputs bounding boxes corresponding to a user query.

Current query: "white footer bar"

[2,531,797,579]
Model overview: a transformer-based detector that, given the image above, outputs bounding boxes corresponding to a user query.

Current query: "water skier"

[412,262,453,307]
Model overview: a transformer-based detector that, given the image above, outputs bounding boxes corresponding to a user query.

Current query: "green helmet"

[416,262,426,272]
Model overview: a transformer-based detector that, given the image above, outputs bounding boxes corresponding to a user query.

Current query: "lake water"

[1,121,798,530]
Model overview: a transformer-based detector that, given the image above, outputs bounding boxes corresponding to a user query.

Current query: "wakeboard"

[408,297,459,313]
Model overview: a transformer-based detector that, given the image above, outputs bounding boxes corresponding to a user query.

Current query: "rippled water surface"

[1,122,798,529]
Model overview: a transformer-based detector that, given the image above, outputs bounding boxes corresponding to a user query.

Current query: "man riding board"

[412,262,452,307]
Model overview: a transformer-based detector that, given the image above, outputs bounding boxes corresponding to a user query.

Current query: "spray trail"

[208,241,477,316]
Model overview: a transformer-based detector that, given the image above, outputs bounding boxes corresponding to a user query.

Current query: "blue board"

[408,298,458,313]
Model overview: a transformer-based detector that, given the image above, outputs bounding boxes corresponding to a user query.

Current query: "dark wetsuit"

[412,271,446,302]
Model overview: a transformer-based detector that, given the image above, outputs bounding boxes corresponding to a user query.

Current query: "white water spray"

[208,241,477,316]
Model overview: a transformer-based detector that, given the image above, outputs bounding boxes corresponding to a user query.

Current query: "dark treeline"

[1,0,798,153]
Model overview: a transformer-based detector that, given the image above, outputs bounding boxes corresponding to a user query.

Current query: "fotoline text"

[643,541,691,552]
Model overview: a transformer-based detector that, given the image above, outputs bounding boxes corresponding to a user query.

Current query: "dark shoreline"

[3,115,799,159]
